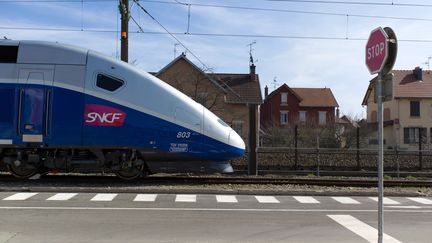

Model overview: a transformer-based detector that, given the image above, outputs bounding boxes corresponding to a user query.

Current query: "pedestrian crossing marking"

[386,206,421,209]
[331,197,360,204]
[255,196,280,203]
[90,193,118,201]
[1,192,431,208]
[175,194,196,202]
[407,197,432,205]
[293,196,320,204]
[216,195,238,203]
[2,193,38,201]
[47,193,78,201]
[328,214,402,243]
[134,194,157,202]
[368,197,400,205]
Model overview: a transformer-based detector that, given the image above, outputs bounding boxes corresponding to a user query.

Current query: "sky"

[2,0,432,118]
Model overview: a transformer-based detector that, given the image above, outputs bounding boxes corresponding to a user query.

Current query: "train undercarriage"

[0,148,147,180]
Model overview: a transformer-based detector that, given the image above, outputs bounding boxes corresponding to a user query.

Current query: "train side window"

[0,46,18,63]
[96,74,124,92]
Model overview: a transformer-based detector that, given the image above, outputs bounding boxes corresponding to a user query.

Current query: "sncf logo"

[84,104,126,126]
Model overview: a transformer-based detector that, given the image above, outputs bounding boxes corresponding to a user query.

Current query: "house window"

[404,127,426,144]
[281,93,288,105]
[371,110,377,123]
[299,111,306,122]
[369,139,386,145]
[384,108,391,121]
[319,111,327,125]
[232,120,243,136]
[410,101,420,117]
[280,111,288,125]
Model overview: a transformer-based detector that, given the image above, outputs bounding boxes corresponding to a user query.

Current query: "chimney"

[264,85,268,99]
[414,66,423,80]
[250,64,256,82]
[336,107,340,119]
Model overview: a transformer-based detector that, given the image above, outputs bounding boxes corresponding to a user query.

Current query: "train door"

[17,68,53,144]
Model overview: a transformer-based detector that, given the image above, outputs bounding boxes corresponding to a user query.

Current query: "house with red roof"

[260,83,339,128]
[362,67,432,150]
[152,53,262,145]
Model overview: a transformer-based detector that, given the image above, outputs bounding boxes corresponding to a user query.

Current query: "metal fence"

[231,147,432,173]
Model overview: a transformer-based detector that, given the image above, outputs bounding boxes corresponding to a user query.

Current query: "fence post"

[356,127,360,170]
[395,147,400,179]
[316,135,320,176]
[295,125,298,170]
[419,128,423,170]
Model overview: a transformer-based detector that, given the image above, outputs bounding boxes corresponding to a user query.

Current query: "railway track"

[0,173,431,188]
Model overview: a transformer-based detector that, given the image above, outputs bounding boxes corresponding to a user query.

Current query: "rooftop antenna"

[247,41,256,65]
[422,56,432,70]
[273,76,278,89]
[174,43,180,59]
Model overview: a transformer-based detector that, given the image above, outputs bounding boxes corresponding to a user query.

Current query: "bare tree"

[167,68,224,112]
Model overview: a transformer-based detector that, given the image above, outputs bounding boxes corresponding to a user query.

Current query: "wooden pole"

[120,0,129,62]
[248,104,258,175]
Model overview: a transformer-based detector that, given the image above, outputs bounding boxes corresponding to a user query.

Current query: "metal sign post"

[376,72,384,243]
[366,26,397,243]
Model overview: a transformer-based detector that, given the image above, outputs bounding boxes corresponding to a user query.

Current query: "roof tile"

[291,88,339,107]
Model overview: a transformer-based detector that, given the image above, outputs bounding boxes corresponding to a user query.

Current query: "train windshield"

[217,118,229,127]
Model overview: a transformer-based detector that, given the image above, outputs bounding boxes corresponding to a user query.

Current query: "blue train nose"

[228,131,246,157]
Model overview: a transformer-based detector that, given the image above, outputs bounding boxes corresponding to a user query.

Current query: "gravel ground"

[0,172,431,196]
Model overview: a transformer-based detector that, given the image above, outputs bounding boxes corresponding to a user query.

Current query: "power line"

[2,0,432,22]
[131,0,242,97]
[266,0,432,7]
[3,25,432,43]
[131,0,212,71]
[0,0,116,2]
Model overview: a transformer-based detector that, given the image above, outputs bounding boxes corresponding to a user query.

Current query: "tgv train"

[0,40,245,180]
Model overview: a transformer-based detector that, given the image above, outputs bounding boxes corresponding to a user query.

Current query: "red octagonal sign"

[365,27,388,74]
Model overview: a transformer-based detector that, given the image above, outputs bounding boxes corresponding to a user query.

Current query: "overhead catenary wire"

[131,0,211,71]
[131,0,242,97]
[4,0,432,8]
[3,25,432,43]
[265,0,432,7]
[2,0,432,22]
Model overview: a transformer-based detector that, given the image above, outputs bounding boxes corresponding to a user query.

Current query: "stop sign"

[366,27,388,74]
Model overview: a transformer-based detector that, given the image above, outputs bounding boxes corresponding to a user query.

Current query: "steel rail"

[0,174,430,188]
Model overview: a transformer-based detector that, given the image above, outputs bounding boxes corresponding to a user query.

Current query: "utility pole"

[120,0,129,62]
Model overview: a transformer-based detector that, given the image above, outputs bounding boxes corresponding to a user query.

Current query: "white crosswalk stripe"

[90,193,118,201]
[133,194,157,202]
[2,193,38,201]
[331,197,361,204]
[368,197,400,205]
[47,193,78,201]
[386,205,421,209]
[328,214,402,243]
[216,195,238,203]
[175,194,196,202]
[407,197,432,205]
[293,196,320,204]
[255,196,280,203]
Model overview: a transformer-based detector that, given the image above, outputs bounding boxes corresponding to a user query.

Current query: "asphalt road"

[0,192,431,243]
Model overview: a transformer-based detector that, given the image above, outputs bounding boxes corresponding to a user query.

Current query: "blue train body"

[0,41,245,179]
